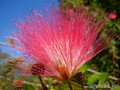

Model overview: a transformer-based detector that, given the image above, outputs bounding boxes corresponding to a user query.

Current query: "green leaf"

[87,74,100,85]
[98,72,109,84]
[79,64,88,73]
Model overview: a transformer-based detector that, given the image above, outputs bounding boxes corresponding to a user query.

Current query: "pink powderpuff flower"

[14,7,118,81]
[108,12,117,20]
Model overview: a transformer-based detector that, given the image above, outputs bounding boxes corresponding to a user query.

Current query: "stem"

[38,76,48,90]
[67,81,73,90]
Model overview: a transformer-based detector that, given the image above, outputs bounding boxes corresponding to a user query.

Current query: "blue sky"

[0,0,59,55]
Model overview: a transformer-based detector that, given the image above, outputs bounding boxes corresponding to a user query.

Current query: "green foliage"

[79,64,88,73]
[98,73,109,84]
[87,73,100,85]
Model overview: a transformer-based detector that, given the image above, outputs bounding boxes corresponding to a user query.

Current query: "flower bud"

[108,12,117,20]
[109,49,114,55]
[31,63,45,76]
[13,79,23,89]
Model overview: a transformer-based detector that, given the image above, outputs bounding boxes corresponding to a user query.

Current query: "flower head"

[14,7,118,80]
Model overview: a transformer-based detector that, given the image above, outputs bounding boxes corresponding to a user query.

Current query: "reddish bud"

[13,79,23,89]
[31,63,45,76]
[108,12,117,20]
[109,49,114,55]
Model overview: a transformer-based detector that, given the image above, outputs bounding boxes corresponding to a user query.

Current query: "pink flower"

[108,12,117,20]
[14,8,118,80]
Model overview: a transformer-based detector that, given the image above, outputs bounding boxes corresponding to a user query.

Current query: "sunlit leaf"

[87,74,100,85]
[98,72,109,84]
[79,64,88,73]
